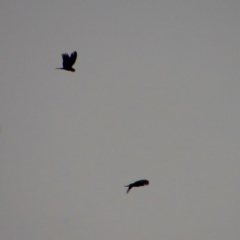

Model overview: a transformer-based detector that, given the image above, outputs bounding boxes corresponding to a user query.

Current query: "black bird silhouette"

[56,51,77,72]
[125,179,149,194]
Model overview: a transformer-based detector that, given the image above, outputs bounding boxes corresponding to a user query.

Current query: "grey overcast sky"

[0,1,239,240]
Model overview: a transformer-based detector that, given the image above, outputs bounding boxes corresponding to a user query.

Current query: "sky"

[0,1,239,240]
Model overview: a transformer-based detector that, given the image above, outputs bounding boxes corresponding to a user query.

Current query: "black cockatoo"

[125,179,149,194]
[56,51,77,72]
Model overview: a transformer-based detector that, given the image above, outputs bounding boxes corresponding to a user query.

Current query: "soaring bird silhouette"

[56,51,77,72]
[125,179,149,194]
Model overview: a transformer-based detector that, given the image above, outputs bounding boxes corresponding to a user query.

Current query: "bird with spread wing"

[125,179,149,194]
[56,51,77,72]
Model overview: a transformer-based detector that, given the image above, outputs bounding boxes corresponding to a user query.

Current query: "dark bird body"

[56,51,77,72]
[125,179,149,194]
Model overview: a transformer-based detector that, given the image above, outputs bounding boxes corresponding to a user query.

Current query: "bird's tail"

[125,185,132,194]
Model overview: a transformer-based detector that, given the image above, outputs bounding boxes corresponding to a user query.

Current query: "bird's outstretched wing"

[62,53,71,69]
[69,51,77,67]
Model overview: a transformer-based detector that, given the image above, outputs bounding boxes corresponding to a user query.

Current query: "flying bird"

[56,51,77,72]
[125,179,149,194]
